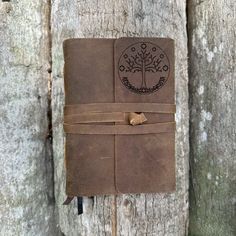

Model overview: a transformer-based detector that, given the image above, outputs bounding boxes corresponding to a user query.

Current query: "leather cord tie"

[63,196,74,205]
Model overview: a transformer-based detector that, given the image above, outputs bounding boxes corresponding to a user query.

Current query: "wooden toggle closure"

[128,112,147,126]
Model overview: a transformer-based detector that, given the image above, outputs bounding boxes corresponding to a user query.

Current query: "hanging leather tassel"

[63,196,74,205]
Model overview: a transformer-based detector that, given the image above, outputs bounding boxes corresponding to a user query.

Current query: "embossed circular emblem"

[118,42,170,94]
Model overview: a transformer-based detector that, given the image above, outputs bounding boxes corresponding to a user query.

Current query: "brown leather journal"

[63,38,175,200]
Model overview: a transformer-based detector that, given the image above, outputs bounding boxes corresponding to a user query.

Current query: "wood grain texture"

[51,0,189,235]
[0,1,58,235]
[188,0,236,235]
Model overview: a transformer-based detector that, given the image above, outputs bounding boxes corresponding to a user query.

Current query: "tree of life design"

[118,42,170,94]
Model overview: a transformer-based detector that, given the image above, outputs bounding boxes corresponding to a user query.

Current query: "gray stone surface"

[51,0,189,235]
[188,0,236,235]
[0,1,58,235]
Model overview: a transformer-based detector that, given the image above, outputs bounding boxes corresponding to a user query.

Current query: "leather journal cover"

[63,38,176,198]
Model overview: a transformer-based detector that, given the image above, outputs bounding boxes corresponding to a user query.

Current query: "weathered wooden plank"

[0,1,58,235]
[51,1,189,235]
[188,1,236,235]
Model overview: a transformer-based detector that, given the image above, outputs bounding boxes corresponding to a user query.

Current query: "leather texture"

[63,38,176,197]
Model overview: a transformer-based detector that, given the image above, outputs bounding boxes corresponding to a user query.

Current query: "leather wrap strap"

[64,122,175,135]
[64,112,125,124]
[64,103,176,135]
[64,103,176,114]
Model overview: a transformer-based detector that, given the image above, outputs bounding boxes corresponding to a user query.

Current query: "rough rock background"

[188,1,236,235]
[0,0,235,235]
[0,1,59,235]
[51,1,189,236]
